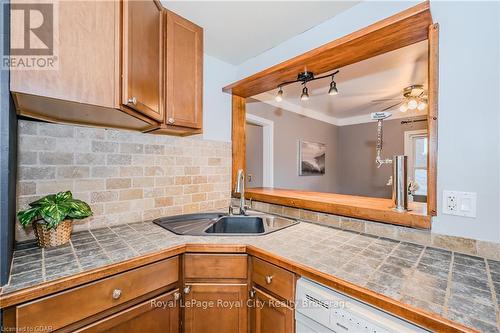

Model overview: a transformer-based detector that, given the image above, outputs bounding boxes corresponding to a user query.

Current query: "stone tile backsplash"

[16,120,231,241]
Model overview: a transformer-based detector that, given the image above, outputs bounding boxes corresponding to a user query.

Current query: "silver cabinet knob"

[128,97,137,105]
[249,289,256,298]
[168,117,175,124]
[265,275,273,284]
[174,292,181,301]
[183,285,191,294]
[112,289,122,300]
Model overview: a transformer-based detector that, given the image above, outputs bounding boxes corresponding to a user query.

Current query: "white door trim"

[246,113,274,187]
[404,129,428,198]
[404,129,428,167]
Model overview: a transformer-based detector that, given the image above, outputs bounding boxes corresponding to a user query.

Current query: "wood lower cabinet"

[184,283,248,333]
[250,287,294,333]
[250,257,296,333]
[183,254,248,333]
[75,290,180,333]
[2,256,181,332]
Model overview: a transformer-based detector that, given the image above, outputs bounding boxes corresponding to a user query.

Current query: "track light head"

[300,86,309,101]
[275,86,283,102]
[328,80,338,96]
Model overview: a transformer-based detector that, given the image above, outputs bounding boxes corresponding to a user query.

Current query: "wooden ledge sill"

[244,188,431,229]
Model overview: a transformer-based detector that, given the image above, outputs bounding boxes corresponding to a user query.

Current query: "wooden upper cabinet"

[165,10,203,129]
[122,0,165,122]
[10,0,203,135]
[10,0,120,108]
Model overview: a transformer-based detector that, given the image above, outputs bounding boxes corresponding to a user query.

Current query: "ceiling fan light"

[417,100,427,111]
[407,99,418,110]
[399,103,408,112]
[300,86,309,101]
[328,81,338,96]
[275,87,283,102]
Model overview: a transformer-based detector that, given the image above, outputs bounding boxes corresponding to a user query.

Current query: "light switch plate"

[442,191,477,217]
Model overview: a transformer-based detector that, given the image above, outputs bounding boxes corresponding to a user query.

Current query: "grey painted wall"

[338,118,427,198]
[246,123,263,187]
[247,102,339,193]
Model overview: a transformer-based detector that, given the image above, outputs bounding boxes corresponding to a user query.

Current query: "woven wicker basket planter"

[33,219,73,248]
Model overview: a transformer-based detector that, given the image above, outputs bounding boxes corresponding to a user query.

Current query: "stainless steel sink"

[153,212,298,236]
[205,216,265,234]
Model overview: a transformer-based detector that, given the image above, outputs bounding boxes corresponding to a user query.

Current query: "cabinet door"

[10,0,120,108]
[184,283,247,333]
[251,287,294,333]
[165,10,203,129]
[122,0,165,122]
[75,290,180,333]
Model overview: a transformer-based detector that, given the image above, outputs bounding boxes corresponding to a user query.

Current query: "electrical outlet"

[442,191,477,217]
[443,191,458,213]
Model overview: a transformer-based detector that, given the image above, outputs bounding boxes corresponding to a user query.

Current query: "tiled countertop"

[2,220,500,332]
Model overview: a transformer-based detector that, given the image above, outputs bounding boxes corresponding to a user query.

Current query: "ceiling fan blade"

[381,101,402,111]
[371,98,402,103]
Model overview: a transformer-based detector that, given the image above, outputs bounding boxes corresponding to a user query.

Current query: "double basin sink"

[153,212,298,236]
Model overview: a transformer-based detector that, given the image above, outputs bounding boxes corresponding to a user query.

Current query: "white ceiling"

[161,1,359,65]
[252,40,429,125]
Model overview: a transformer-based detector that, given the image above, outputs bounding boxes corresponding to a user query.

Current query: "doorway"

[246,113,274,188]
[404,129,428,202]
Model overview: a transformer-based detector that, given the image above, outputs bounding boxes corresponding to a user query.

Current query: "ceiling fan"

[372,84,428,112]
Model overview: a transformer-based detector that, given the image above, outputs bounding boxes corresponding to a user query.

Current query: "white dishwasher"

[295,278,429,333]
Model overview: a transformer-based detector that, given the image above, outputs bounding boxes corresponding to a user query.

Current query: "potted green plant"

[17,191,93,248]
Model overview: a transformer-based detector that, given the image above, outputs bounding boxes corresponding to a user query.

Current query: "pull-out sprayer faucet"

[371,112,393,168]
[234,169,247,215]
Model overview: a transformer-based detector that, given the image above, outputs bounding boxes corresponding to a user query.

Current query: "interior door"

[122,0,164,122]
[184,283,247,333]
[165,10,203,129]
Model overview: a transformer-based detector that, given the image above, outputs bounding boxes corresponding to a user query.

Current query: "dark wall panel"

[1,0,16,287]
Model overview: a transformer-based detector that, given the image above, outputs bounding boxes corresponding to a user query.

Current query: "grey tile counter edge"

[246,199,500,261]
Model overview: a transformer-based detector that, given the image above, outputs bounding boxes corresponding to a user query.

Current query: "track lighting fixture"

[300,86,309,101]
[275,86,283,102]
[275,70,339,102]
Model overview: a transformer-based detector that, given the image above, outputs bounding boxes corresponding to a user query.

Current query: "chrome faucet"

[234,169,247,215]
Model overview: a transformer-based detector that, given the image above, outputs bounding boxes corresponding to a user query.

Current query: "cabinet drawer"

[251,257,295,301]
[184,254,247,279]
[75,289,180,333]
[16,257,179,331]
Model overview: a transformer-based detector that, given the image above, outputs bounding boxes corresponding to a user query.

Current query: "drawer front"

[16,257,179,331]
[184,254,247,279]
[75,289,180,333]
[251,257,295,301]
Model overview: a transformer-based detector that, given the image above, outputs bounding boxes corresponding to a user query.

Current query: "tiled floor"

[3,221,500,332]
